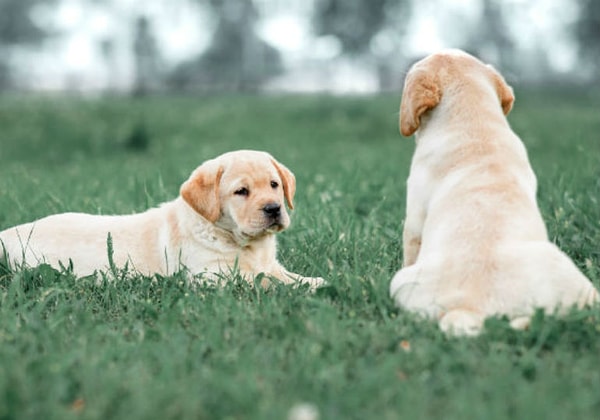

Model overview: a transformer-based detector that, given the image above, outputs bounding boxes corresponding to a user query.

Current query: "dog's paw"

[300,276,326,292]
[279,269,326,292]
[509,316,531,330]
[582,286,600,306]
[439,309,484,337]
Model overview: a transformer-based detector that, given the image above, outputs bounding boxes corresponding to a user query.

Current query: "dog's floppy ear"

[270,158,296,210]
[399,68,441,137]
[488,65,514,115]
[180,161,224,222]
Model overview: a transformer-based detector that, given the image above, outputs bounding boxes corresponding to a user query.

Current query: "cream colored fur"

[390,49,599,335]
[0,150,323,289]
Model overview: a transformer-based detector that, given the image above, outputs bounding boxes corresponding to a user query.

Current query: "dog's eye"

[270,181,279,189]
[234,187,249,196]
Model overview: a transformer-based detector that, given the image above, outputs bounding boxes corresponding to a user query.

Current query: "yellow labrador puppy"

[0,150,323,289]
[390,49,599,335]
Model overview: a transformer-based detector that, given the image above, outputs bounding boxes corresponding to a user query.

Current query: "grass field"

[0,91,599,419]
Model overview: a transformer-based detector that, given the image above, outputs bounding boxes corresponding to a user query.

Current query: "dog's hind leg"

[390,264,444,318]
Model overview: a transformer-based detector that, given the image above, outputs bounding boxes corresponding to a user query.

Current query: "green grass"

[0,91,599,419]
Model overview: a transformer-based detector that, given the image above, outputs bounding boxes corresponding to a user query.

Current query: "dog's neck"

[416,92,510,143]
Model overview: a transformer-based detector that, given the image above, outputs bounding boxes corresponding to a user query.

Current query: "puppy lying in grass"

[390,49,599,335]
[0,150,323,290]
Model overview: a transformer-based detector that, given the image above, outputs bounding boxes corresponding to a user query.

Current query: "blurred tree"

[575,0,600,80]
[0,0,55,90]
[313,0,410,91]
[464,0,515,72]
[315,0,386,54]
[168,0,282,92]
[0,0,48,44]
[100,37,117,93]
[313,0,409,56]
[132,16,162,96]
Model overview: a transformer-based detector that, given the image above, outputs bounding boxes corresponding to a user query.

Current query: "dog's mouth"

[237,219,286,241]
[217,208,289,245]
[265,220,284,232]
[248,219,285,235]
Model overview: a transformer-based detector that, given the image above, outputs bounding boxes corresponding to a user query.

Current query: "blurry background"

[1,0,599,95]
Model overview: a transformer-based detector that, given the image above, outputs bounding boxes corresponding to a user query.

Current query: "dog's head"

[180,150,295,242]
[399,49,515,136]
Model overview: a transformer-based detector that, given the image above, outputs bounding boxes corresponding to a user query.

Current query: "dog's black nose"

[263,203,281,218]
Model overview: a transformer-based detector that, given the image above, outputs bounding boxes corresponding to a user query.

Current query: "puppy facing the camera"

[0,150,323,289]
[390,49,599,335]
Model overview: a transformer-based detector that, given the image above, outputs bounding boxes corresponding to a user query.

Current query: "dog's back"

[0,207,171,275]
[391,49,599,335]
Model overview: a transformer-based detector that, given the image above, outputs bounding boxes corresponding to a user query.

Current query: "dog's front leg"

[402,205,426,267]
[402,171,429,267]
[402,227,421,267]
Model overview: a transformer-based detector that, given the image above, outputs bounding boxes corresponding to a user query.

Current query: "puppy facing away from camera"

[390,49,599,335]
[0,150,324,290]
